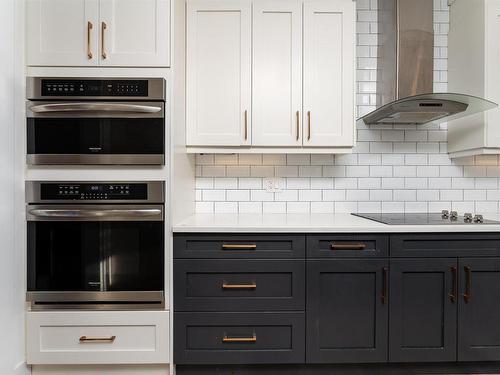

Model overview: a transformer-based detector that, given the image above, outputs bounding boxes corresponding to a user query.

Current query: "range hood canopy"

[359,0,497,126]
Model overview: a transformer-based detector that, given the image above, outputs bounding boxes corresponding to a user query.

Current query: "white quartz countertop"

[173,213,500,233]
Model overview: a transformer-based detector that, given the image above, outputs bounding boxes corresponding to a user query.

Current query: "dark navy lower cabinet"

[458,258,500,361]
[174,312,305,365]
[306,259,389,363]
[389,259,458,362]
[174,232,500,371]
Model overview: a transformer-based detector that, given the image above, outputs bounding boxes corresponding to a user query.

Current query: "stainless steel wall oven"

[26,77,166,165]
[26,181,165,310]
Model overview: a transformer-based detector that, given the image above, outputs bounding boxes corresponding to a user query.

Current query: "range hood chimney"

[360,0,497,126]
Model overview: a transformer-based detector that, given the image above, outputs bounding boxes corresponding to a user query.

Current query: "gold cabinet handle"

[307,111,311,141]
[296,111,300,141]
[87,21,93,59]
[222,335,257,343]
[79,335,116,343]
[222,244,257,250]
[244,110,248,141]
[101,21,107,59]
[222,283,257,290]
[331,243,367,250]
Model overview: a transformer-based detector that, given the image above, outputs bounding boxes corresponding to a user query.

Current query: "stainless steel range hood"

[360,0,497,126]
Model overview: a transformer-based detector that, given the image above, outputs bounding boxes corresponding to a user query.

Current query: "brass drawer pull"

[222,283,257,290]
[307,111,311,141]
[79,335,116,343]
[87,21,93,59]
[101,21,107,59]
[222,244,257,250]
[296,110,300,141]
[463,266,472,303]
[381,267,388,305]
[222,335,257,343]
[331,243,367,250]
[449,266,457,303]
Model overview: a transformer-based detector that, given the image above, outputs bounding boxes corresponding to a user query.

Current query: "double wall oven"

[26,181,165,310]
[26,77,166,165]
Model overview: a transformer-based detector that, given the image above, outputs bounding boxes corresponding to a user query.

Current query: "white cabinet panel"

[252,0,303,146]
[99,0,170,67]
[186,0,252,146]
[303,0,355,147]
[27,0,99,66]
[485,0,500,148]
[27,311,170,365]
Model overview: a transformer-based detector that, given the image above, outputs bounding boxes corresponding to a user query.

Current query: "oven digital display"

[40,183,148,200]
[40,79,149,97]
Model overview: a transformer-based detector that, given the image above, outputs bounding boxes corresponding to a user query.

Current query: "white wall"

[0,0,27,373]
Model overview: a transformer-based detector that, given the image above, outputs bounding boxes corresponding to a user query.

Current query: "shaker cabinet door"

[303,0,355,147]
[458,258,500,361]
[186,0,252,146]
[252,0,303,146]
[26,0,99,66]
[389,259,457,363]
[306,259,389,363]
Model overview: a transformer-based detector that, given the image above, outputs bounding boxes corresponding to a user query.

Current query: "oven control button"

[450,211,458,221]
[474,214,484,223]
[464,213,473,223]
[442,210,450,219]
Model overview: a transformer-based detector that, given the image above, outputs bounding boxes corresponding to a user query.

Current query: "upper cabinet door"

[186,0,252,146]
[99,0,170,67]
[303,0,355,147]
[26,0,99,66]
[252,0,303,147]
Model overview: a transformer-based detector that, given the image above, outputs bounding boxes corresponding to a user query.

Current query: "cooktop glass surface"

[352,213,500,225]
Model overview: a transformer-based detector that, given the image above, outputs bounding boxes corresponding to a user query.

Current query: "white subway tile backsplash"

[194,4,500,215]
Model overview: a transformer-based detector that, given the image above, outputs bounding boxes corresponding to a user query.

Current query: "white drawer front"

[27,311,170,365]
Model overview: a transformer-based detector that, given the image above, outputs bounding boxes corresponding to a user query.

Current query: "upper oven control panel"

[41,79,149,97]
[40,183,148,201]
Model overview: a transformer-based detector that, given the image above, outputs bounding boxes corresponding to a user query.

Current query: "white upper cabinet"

[448,0,500,157]
[252,0,303,147]
[26,0,99,66]
[303,0,355,148]
[99,0,170,66]
[186,0,252,146]
[185,0,356,152]
[26,0,170,67]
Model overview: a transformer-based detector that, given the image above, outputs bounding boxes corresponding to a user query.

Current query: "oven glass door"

[26,101,165,165]
[27,206,164,295]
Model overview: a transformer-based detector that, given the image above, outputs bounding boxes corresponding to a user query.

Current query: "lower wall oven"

[26,181,165,310]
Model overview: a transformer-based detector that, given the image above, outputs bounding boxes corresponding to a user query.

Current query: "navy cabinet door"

[389,259,457,363]
[459,258,500,361]
[307,259,389,363]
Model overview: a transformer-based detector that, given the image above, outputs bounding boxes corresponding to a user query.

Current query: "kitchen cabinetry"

[26,0,170,67]
[174,232,500,369]
[389,259,457,362]
[458,258,500,361]
[307,259,388,363]
[27,311,170,365]
[185,0,251,146]
[185,0,355,153]
[448,0,500,157]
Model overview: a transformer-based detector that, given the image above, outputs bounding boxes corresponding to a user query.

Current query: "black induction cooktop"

[352,213,500,225]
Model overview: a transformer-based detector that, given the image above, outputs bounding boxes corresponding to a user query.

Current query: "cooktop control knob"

[474,214,484,223]
[442,210,450,219]
[464,213,473,223]
[450,211,458,221]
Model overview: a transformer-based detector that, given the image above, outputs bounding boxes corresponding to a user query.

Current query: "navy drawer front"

[174,234,305,259]
[174,312,305,365]
[391,234,500,257]
[174,259,305,312]
[307,235,389,258]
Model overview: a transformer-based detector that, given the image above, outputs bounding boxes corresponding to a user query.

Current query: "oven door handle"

[28,208,162,219]
[29,103,163,114]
